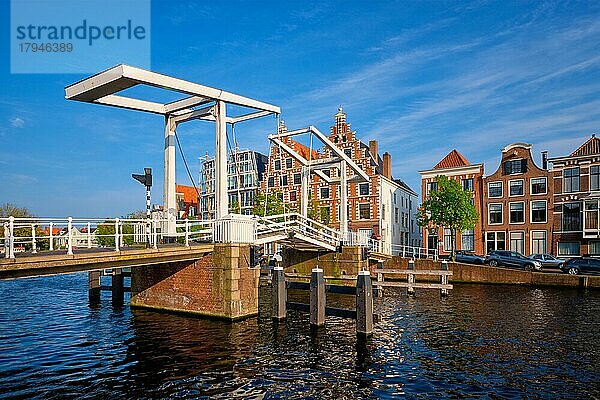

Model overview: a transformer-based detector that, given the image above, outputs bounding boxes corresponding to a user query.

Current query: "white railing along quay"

[343,231,437,260]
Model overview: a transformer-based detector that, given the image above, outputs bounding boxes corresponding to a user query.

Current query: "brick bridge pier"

[130,243,260,320]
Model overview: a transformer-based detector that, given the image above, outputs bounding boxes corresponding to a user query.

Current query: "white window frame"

[509,231,525,254]
[461,229,475,251]
[486,231,506,252]
[531,230,547,254]
[358,203,370,220]
[488,181,503,198]
[319,186,330,199]
[509,201,526,225]
[508,179,525,197]
[504,158,525,175]
[488,203,503,225]
[590,165,600,192]
[530,177,548,195]
[563,167,580,193]
[530,200,547,224]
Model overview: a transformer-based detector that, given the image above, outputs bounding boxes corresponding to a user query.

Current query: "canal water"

[1,274,599,399]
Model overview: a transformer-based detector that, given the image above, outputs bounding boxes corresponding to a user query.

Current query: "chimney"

[382,152,392,179]
[369,140,378,160]
[541,151,548,170]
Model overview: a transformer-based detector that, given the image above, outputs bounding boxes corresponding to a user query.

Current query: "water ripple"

[1,274,600,398]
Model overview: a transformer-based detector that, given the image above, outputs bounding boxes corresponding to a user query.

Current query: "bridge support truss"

[65,64,280,238]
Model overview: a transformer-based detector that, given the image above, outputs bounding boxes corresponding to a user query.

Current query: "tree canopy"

[417,175,479,260]
[252,192,286,217]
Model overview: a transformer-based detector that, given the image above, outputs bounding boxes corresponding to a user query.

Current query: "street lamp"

[132,168,152,248]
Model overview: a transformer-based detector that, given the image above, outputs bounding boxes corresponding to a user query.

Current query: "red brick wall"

[482,145,553,255]
[130,244,259,320]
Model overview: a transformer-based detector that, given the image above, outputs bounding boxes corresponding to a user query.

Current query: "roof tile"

[570,135,600,157]
[433,149,470,169]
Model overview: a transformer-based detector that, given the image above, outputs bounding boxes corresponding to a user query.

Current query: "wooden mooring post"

[272,266,286,320]
[309,268,325,327]
[407,260,415,295]
[111,268,124,306]
[272,267,375,335]
[440,261,449,297]
[356,270,373,335]
[88,268,131,305]
[88,270,101,303]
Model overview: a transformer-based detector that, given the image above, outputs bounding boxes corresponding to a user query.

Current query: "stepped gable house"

[420,149,485,257]
[261,108,420,248]
[482,143,553,255]
[549,134,600,257]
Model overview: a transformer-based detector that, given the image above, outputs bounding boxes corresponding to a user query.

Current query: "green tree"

[252,192,285,217]
[95,220,136,247]
[229,200,241,214]
[124,210,148,220]
[0,203,42,249]
[417,175,479,261]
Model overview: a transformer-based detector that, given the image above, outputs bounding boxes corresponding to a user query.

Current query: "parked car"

[485,250,542,271]
[529,253,564,268]
[560,257,600,275]
[455,250,485,265]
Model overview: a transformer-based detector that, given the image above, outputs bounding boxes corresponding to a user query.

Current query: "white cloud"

[10,117,24,128]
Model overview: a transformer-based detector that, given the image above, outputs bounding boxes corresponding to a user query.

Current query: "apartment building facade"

[199,149,268,219]
[482,143,553,255]
[420,149,485,257]
[548,134,600,257]
[261,108,419,248]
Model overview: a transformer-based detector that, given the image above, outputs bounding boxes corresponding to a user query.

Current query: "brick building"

[176,184,199,218]
[419,149,485,257]
[482,143,553,255]
[261,108,420,248]
[548,134,600,257]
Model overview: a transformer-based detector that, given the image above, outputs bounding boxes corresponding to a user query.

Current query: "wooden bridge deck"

[0,243,214,280]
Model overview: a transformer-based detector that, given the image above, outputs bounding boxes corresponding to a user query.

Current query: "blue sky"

[1,1,599,217]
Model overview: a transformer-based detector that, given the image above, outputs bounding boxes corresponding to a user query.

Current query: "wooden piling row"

[272,266,374,335]
[88,268,127,305]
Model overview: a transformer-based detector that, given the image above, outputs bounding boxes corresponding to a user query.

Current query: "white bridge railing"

[2,213,436,260]
[1,216,220,259]
[256,213,342,249]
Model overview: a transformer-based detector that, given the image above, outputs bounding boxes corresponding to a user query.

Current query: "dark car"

[455,250,485,265]
[529,253,564,268]
[485,250,542,271]
[560,257,600,275]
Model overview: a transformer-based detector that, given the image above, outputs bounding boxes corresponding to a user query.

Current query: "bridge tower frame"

[65,64,280,238]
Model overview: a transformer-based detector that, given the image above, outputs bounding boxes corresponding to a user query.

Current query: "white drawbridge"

[255,213,341,251]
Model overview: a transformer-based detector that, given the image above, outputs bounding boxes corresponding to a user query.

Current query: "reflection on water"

[1,274,599,399]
